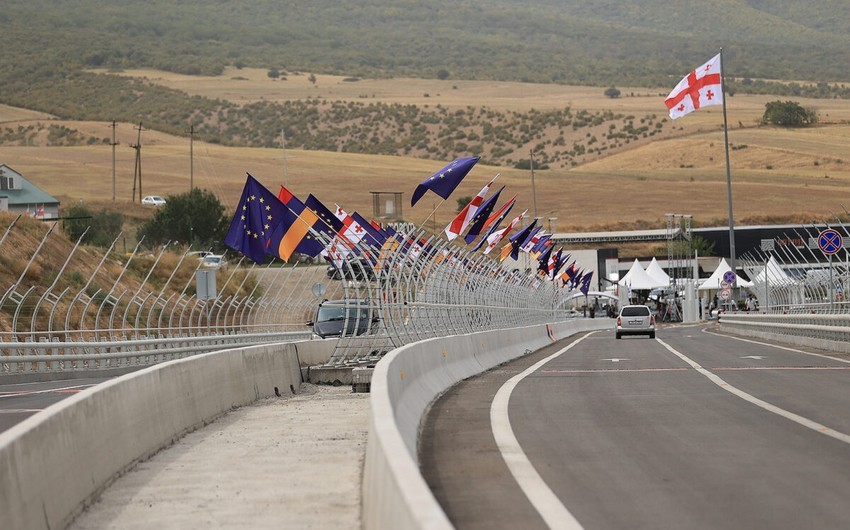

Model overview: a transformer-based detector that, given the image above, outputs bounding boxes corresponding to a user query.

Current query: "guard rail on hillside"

[0,217,346,374]
[1,216,590,373]
[319,228,586,366]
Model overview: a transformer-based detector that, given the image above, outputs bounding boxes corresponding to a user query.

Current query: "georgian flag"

[334,204,366,246]
[445,174,498,241]
[665,53,723,120]
[521,228,545,254]
[321,236,350,267]
[483,209,527,255]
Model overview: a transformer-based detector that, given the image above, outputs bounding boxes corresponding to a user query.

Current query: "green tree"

[761,100,818,126]
[62,203,92,243]
[436,69,450,80]
[62,203,123,247]
[604,87,621,98]
[267,68,280,79]
[137,188,229,248]
[671,236,716,257]
[456,196,472,212]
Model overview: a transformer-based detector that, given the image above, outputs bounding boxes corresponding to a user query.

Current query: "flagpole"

[417,198,446,234]
[720,47,737,285]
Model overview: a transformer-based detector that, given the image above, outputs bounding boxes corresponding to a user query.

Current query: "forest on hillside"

[2,0,850,166]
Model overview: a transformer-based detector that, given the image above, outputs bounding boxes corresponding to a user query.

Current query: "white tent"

[618,259,667,290]
[698,258,753,290]
[752,255,793,285]
[645,257,671,286]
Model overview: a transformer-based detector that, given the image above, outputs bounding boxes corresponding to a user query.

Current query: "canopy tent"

[698,258,753,290]
[645,257,671,286]
[618,259,668,290]
[752,255,793,285]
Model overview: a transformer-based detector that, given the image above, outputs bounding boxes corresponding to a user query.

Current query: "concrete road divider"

[363,318,611,529]
[0,339,333,530]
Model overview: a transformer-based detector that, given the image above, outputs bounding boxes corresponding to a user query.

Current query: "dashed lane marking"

[657,337,850,445]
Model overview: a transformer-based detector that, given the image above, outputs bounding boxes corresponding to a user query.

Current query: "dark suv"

[326,258,376,281]
[307,299,379,338]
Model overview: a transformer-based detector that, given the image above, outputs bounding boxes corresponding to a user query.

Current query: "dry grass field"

[3,69,850,234]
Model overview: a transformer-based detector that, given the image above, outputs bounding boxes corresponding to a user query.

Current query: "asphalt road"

[0,378,108,433]
[420,324,850,529]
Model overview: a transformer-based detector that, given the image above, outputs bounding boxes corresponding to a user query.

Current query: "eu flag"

[472,197,516,252]
[509,220,537,261]
[463,186,504,244]
[306,194,344,236]
[411,157,479,207]
[224,174,287,264]
[580,271,593,295]
[537,244,553,275]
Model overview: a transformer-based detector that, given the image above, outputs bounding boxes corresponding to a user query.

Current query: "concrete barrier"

[0,339,334,530]
[363,318,612,529]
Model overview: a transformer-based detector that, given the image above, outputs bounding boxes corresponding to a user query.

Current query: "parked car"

[616,304,655,339]
[141,195,167,206]
[200,254,226,269]
[307,299,379,339]
[326,257,375,281]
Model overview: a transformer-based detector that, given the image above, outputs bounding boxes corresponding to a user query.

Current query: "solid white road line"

[656,337,850,445]
[0,383,94,399]
[491,333,594,530]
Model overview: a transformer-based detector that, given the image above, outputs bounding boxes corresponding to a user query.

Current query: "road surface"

[420,324,850,529]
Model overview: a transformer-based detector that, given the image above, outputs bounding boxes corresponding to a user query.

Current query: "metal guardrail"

[0,217,344,375]
[739,222,850,314]
[719,312,850,349]
[0,331,312,375]
[0,217,589,373]
[322,228,582,366]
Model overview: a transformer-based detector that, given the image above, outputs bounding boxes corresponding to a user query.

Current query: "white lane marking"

[491,334,592,530]
[741,355,766,360]
[701,327,850,364]
[0,383,94,399]
[656,337,850,445]
[601,358,629,363]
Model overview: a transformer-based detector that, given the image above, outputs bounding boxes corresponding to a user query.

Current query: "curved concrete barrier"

[363,318,612,529]
[0,339,333,530]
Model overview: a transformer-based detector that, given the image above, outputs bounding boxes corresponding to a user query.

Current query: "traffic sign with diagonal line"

[818,229,843,255]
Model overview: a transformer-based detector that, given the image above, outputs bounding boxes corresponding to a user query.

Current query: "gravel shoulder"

[71,384,369,530]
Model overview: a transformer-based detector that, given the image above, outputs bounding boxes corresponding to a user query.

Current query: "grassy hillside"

[3,0,850,169]
[4,0,850,84]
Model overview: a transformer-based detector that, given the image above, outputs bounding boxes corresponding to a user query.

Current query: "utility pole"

[272,128,296,188]
[530,150,538,220]
[188,124,194,191]
[281,128,289,187]
[109,121,119,202]
[130,122,143,202]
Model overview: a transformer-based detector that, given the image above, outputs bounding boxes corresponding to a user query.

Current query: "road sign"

[722,271,737,285]
[818,229,843,255]
[719,289,731,301]
[720,281,730,290]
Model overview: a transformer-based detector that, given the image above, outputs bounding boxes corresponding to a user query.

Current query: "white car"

[141,196,167,206]
[616,304,656,339]
[200,254,226,269]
